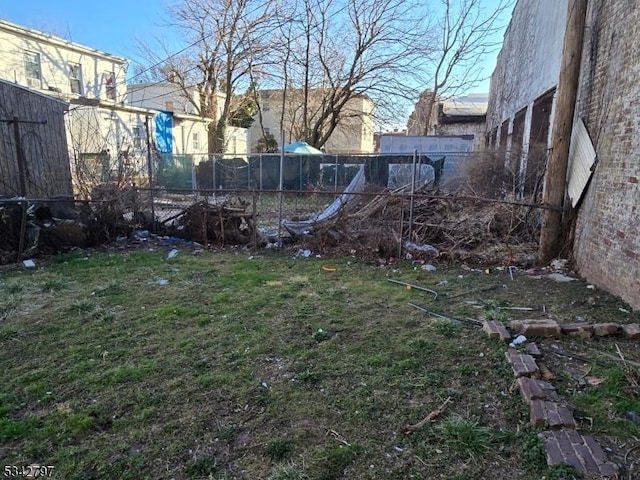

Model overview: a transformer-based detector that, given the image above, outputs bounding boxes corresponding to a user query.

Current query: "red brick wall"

[573,0,640,310]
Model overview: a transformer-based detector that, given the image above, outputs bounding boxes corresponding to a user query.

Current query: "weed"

[313,444,363,480]
[519,430,547,471]
[313,329,329,342]
[296,370,321,385]
[547,464,582,479]
[432,416,495,458]
[295,304,314,320]
[269,461,309,480]
[266,439,293,460]
[0,416,37,441]
[40,276,68,292]
[0,295,19,320]
[185,455,218,477]
[432,319,461,336]
[4,282,24,294]
[456,363,477,377]
[69,299,95,315]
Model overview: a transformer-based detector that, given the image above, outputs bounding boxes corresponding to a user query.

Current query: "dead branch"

[404,397,451,435]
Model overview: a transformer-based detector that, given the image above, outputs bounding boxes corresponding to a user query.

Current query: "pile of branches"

[165,199,256,246]
[297,190,541,262]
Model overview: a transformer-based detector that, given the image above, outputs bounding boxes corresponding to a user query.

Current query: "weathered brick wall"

[573,0,640,310]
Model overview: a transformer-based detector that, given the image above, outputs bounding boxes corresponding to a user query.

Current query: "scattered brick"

[505,348,539,377]
[540,430,619,477]
[510,319,561,338]
[525,342,542,357]
[560,323,593,338]
[530,400,577,428]
[621,323,640,339]
[592,323,620,337]
[482,320,511,342]
[517,377,559,403]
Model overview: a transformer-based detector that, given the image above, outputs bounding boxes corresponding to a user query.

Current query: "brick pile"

[483,319,625,478]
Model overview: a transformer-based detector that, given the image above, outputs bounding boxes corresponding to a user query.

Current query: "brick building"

[487,0,640,310]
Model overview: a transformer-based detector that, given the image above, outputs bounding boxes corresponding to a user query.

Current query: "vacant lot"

[1,250,639,479]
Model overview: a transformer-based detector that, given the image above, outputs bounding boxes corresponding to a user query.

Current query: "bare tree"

[261,0,423,149]
[140,0,275,153]
[413,0,513,135]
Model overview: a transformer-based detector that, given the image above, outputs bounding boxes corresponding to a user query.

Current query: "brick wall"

[573,0,640,310]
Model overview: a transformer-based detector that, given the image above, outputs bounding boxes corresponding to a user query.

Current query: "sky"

[0,0,514,94]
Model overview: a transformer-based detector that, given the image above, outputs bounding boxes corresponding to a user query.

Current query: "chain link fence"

[1,149,546,264]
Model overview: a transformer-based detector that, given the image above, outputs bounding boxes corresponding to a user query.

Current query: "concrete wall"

[573,0,640,310]
[487,0,567,129]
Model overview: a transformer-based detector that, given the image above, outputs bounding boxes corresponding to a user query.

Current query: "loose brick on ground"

[540,430,619,477]
[621,323,640,339]
[530,400,577,428]
[592,323,620,337]
[525,342,542,357]
[560,323,593,338]
[517,377,559,403]
[482,320,511,342]
[505,348,539,377]
[510,319,561,338]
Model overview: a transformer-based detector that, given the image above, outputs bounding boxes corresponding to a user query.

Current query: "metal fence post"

[144,117,156,233]
[17,200,27,261]
[277,132,285,247]
[408,150,418,241]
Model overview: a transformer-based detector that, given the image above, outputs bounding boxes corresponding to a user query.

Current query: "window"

[132,125,143,149]
[264,128,271,136]
[102,71,116,100]
[263,102,270,112]
[192,132,200,151]
[24,51,41,88]
[69,63,83,94]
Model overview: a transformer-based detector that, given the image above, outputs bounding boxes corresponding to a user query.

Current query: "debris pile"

[290,190,540,262]
[165,200,256,246]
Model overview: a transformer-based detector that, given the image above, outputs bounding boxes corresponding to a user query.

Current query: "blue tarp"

[155,111,173,153]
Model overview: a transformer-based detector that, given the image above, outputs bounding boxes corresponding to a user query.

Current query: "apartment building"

[248,89,375,154]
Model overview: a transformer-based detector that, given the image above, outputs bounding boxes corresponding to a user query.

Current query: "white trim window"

[24,51,42,88]
[132,125,143,149]
[192,132,200,151]
[69,62,83,95]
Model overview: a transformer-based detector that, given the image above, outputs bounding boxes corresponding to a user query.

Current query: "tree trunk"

[538,0,588,263]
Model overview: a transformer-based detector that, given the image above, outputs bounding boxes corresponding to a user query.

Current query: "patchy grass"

[0,250,638,479]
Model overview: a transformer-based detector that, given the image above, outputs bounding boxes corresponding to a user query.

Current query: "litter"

[23,259,36,268]
[422,264,437,272]
[167,249,179,259]
[155,279,169,285]
[509,335,527,348]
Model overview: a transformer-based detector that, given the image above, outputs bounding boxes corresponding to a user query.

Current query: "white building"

[127,82,248,157]
[248,89,375,154]
[0,19,246,195]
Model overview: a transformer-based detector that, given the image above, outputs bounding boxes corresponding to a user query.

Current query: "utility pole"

[538,0,588,263]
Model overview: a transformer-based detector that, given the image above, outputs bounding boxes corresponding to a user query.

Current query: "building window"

[102,71,116,100]
[69,63,83,95]
[263,102,270,112]
[264,128,270,136]
[192,132,200,151]
[132,125,143,149]
[24,51,42,88]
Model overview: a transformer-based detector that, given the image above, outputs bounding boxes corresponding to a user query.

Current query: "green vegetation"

[0,250,637,479]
